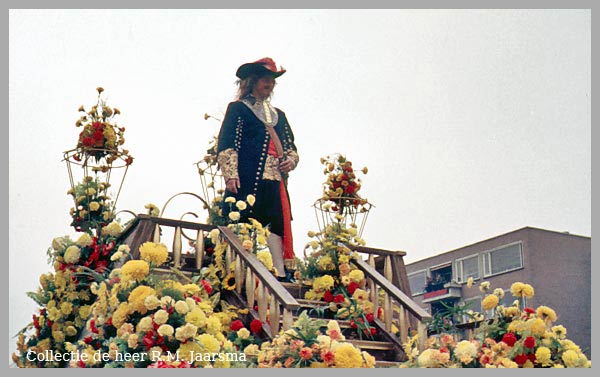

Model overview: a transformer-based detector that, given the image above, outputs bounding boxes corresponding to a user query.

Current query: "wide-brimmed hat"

[236,57,286,79]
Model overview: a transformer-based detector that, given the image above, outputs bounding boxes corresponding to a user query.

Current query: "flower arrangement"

[297,222,381,340]
[244,311,376,368]
[68,176,115,233]
[73,87,133,165]
[401,281,591,368]
[319,154,369,215]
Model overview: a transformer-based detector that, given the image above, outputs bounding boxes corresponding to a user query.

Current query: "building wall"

[405,227,591,357]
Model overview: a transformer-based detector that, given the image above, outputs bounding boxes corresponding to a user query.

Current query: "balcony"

[422,282,462,304]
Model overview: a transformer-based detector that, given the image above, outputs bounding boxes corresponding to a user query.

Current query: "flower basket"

[312,197,373,238]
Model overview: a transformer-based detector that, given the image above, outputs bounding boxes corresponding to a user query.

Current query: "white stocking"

[267,233,286,277]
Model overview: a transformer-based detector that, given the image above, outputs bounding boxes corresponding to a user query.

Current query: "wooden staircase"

[118,214,432,367]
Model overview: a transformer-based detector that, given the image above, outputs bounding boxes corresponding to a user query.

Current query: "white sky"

[8,9,590,358]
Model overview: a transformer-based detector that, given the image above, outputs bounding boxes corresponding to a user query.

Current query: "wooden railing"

[117,214,300,337]
[347,244,432,351]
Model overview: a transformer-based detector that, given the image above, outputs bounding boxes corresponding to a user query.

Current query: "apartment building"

[405,227,591,357]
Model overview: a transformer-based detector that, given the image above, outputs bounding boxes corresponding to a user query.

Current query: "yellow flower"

[157,324,174,337]
[120,260,149,282]
[313,275,335,292]
[348,269,364,283]
[144,203,160,216]
[493,288,505,299]
[228,211,240,221]
[89,201,100,211]
[362,351,376,368]
[185,308,207,328]
[175,300,190,315]
[206,315,222,335]
[236,200,247,211]
[454,340,478,364]
[198,333,221,354]
[352,289,369,304]
[128,285,156,314]
[536,306,557,323]
[139,242,169,265]
[101,221,122,237]
[317,255,335,271]
[511,282,535,298]
[479,281,490,292]
[562,350,580,368]
[182,283,201,296]
[552,325,567,339]
[64,245,81,264]
[334,343,363,368]
[527,318,547,336]
[502,306,520,318]
[256,250,273,271]
[225,197,236,204]
[76,233,93,247]
[144,295,161,311]
[175,323,198,342]
[136,316,153,333]
[177,340,203,362]
[237,328,250,339]
[535,346,552,366]
[222,272,236,290]
[466,277,474,288]
[482,294,499,311]
[154,309,169,325]
[60,302,73,316]
[112,303,130,328]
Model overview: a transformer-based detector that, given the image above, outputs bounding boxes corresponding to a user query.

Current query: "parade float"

[12,89,590,368]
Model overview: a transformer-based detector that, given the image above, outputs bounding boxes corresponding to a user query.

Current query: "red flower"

[349,320,357,329]
[200,279,213,295]
[89,319,99,334]
[82,137,94,147]
[377,307,383,318]
[365,313,375,323]
[92,121,103,129]
[527,353,537,362]
[524,336,536,349]
[299,347,314,360]
[323,290,334,303]
[320,350,335,363]
[524,307,535,314]
[230,320,245,331]
[439,346,449,353]
[83,336,93,344]
[514,353,528,365]
[333,294,345,303]
[347,282,359,295]
[92,130,104,141]
[370,327,377,336]
[502,332,518,347]
[250,319,263,334]
[346,185,356,194]
[106,317,113,327]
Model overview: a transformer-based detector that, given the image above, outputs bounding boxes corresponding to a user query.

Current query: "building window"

[455,255,479,283]
[408,270,427,295]
[482,243,523,277]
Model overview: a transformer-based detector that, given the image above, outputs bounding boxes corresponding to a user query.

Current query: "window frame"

[454,253,480,283]
[482,241,524,278]
[407,269,428,296]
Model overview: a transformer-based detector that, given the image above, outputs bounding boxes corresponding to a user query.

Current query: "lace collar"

[239,95,279,126]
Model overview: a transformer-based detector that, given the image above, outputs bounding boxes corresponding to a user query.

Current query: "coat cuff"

[287,150,299,169]
[217,148,239,181]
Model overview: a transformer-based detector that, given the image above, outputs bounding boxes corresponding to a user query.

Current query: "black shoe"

[277,272,296,283]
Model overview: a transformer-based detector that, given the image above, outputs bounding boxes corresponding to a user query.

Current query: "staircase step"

[375,360,402,368]
[345,339,395,351]
[295,298,329,307]
[278,315,356,329]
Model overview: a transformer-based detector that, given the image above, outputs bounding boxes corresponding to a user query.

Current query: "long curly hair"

[236,74,277,100]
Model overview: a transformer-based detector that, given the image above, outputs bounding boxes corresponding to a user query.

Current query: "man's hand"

[226,178,240,194]
[279,157,296,174]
